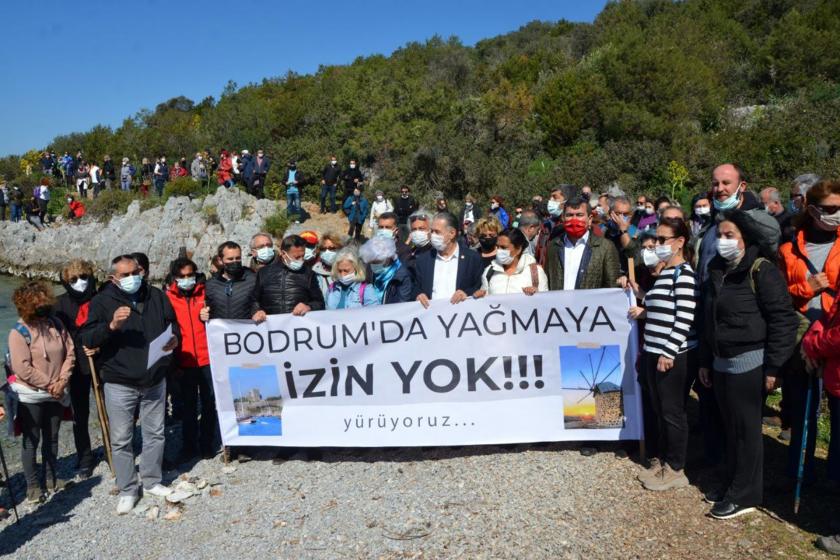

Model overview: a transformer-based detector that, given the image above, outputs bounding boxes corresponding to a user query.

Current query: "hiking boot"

[643,464,689,491]
[710,501,756,520]
[637,458,662,485]
[26,486,45,504]
[817,534,840,555]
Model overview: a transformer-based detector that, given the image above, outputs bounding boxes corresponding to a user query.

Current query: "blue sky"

[1,0,607,157]
[230,365,281,400]
[559,345,622,390]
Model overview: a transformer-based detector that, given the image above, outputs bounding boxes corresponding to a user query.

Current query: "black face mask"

[479,236,497,252]
[224,262,244,278]
[34,305,51,318]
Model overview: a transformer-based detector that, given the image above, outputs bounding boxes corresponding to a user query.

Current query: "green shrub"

[86,190,137,221]
[165,176,211,199]
[202,204,220,225]
[262,211,290,239]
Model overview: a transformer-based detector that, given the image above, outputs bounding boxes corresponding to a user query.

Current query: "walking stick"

[87,356,114,475]
[794,374,814,514]
[0,439,19,524]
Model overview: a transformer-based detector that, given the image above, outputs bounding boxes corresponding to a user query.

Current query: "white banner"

[206,288,642,447]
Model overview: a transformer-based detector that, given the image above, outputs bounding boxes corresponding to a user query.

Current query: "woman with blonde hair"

[8,281,75,503]
[312,232,345,298]
[474,216,503,267]
[325,248,380,309]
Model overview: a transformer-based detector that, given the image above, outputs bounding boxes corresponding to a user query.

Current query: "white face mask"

[645,207,655,215]
[430,233,448,252]
[695,206,711,216]
[641,248,659,267]
[70,278,89,293]
[654,244,673,262]
[376,195,384,202]
[808,205,840,231]
[491,202,499,210]
[495,249,514,266]
[636,204,645,212]
[350,164,356,169]
[339,273,356,286]
[176,277,196,291]
[320,250,337,266]
[304,247,317,261]
[331,160,337,165]
[717,238,742,261]
[410,230,430,247]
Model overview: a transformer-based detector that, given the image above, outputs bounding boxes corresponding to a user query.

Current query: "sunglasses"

[816,204,840,214]
[68,274,90,284]
[655,236,676,245]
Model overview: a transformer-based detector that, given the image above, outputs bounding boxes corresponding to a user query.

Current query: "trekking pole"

[87,356,114,475]
[0,439,19,523]
[794,373,814,514]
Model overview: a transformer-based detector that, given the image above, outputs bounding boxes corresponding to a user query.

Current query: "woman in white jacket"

[368,190,393,237]
[475,228,548,297]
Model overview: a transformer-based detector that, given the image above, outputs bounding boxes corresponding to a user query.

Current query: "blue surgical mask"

[376,228,395,240]
[118,274,142,294]
[320,250,337,266]
[547,200,562,217]
[256,246,275,263]
[371,263,388,275]
[286,257,304,271]
[713,189,741,211]
[176,277,196,291]
[304,247,316,262]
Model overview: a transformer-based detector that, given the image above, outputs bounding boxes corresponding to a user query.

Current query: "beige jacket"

[8,318,75,399]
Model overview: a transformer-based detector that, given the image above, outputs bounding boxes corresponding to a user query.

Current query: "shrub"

[262,211,290,239]
[165,176,211,199]
[202,204,220,225]
[86,190,136,221]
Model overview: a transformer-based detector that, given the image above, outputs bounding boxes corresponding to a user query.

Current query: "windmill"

[565,346,624,428]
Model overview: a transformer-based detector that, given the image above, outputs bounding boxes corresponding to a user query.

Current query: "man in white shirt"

[414,212,484,308]
[545,196,620,291]
[89,162,101,198]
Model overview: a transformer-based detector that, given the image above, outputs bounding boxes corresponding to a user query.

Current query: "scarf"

[373,260,401,302]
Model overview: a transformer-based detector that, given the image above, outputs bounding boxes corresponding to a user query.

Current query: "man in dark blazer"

[414,212,484,307]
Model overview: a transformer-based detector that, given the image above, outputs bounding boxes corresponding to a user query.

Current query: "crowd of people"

[2,160,839,553]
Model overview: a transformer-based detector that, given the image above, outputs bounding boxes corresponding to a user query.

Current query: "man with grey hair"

[790,173,821,214]
[760,186,794,241]
[413,212,484,308]
[249,232,276,272]
[518,210,546,264]
[80,254,179,514]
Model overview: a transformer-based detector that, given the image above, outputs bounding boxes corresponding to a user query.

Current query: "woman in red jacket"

[165,257,218,462]
[217,150,233,188]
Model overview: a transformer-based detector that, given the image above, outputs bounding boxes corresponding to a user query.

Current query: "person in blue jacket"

[343,187,369,241]
[325,248,380,310]
[488,195,510,229]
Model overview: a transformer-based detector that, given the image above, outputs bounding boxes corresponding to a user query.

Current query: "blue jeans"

[10,203,21,222]
[320,184,337,213]
[287,191,300,215]
[121,177,132,191]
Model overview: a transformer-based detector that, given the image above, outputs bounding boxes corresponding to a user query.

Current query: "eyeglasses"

[68,274,89,284]
[655,236,676,245]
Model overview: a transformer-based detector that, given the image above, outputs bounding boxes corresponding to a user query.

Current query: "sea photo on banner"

[206,288,642,447]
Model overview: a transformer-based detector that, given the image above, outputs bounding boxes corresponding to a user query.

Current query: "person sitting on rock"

[66,194,86,221]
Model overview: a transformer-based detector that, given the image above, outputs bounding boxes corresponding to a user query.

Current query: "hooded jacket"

[79,281,180,388]
[166,281,209,369]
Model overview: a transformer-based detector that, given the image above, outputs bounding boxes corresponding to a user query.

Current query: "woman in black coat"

[697,210,799,520]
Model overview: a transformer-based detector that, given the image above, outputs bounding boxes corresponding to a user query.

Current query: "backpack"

[748,257,810,344]
[5,317,65,378]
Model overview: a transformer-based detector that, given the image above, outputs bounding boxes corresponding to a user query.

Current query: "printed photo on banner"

[230,365,284,436]
[559,344,625,430]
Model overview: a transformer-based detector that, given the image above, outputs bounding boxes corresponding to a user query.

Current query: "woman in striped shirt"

[628,217,697,492]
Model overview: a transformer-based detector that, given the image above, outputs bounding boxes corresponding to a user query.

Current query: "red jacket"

[165,281,209,368]
[68,200,86,219]
[803,293,840,397]
[217,156,233,184]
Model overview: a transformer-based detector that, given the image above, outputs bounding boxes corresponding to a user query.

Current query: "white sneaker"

[116,495,139,515]
[144,484,173,498]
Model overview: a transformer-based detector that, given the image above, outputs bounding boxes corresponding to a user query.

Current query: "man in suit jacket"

[414,212,484,307]
[545,196,620,290]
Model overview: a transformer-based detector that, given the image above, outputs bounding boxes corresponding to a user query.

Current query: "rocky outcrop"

[0,187,281,282]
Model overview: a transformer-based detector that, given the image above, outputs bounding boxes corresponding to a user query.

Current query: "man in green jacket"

[545,196,621,291]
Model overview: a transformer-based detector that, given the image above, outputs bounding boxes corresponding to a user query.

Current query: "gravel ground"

[0,422,834,559]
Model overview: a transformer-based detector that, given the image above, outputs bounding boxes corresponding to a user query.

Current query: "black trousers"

[18,401,62,487]
[643,351,692,470]
[348,221,363,240]
[180,365,219,456]
[714,366,764,506]
[69,370,94,471]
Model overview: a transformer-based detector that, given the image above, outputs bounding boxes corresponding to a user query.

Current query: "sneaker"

[643,464,689,491]
[637,458,662,485]
[47,478,74,493]
[25,486,45,504]
[144,484,173,498]
[710,501,756,520]
[817,534,840,555]
[116,495,139,515]
[704,489,726,504]
[236,452,253,464]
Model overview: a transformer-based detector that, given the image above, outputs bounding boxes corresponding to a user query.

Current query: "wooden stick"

[87,356,114,476]
[627,257,636,285]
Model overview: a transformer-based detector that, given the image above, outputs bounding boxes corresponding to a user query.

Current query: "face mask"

[642,248,659,267]
[118,274,142,294]
[66,198,72,203]
[331,160,337,165]
[595,207,606,217]
[286,257,304,271]
[547,200,562,217]
[654,244,673,262]
[495,249,514,266]
[176,277,196,291]
[694,206,710,217]
[479,237,497,252]
[376,195,384,202]
[401,193,409,199]
[645,207,655,216]
[491,202,499,210]
[808,205,840,231]
[34,305,51,318]
[376,228,395,240]
[350,164,356,169]
[717,238,742,261]
[304,247,316,261]
[320,250,337,266]
[410,230,430,247]
[564,218,587,239]
[70,278,89,293]
[713,188,741,211]
[430,233,448,252]
[465,203,473,209]
[256,246,275,263]
[636,205,645,212]
[371,263,388,275]
[339,273,356,286]
[223,261,244,278]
